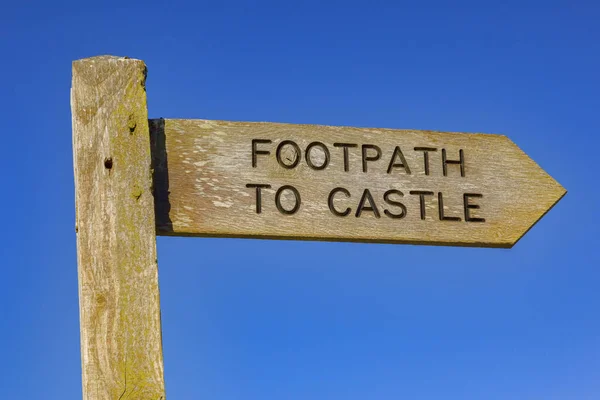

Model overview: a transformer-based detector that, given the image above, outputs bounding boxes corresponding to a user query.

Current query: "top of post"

[72,56,147,87]
[73,55,142,64]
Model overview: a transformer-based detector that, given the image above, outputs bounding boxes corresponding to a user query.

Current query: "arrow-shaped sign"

[150,118,565,248]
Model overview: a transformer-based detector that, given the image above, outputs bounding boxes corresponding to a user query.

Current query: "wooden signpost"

[72,56,566,399]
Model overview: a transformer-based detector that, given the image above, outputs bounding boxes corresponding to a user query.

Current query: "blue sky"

[1,1,598,398]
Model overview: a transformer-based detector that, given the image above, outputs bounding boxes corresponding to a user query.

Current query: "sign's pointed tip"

[556,183,568,206]
[507,180,567,249]
[559,184,568,197]
[550,177,568,205]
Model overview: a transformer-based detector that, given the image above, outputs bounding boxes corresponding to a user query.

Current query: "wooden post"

[71,56,166,399]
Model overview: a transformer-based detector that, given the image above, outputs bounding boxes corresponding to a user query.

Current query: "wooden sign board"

[151,119,565,248]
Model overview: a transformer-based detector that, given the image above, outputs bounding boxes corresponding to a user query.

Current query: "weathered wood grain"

[151,118,565,248]
[72,56,165,399]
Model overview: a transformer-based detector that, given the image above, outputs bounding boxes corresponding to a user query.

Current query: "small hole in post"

[128,114,136,134]
[104,157,113,169]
